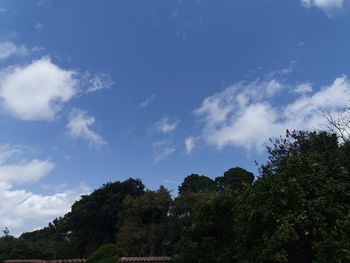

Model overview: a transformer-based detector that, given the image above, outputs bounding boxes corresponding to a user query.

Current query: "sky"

[1,0,350,235]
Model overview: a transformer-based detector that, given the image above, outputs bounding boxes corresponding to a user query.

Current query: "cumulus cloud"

[138,94,156,108]
[0,57,77,121]
[301,0,344,13]
[67,108,107,147]
[0,144,88,235]
[0,145,89,235]
[153,140,176,162]
[0,41,28,60]
[0,182,89,235]
[193,75,350,152]
[152,117,179,133]
[0,57,112,121]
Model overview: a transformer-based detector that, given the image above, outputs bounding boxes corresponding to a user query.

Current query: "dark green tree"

[69,178,145,256]
[116,186,172,256]
[87,243,124,263]
[215,167,254,192]
[178,174,216,195]
[234,131,350,262]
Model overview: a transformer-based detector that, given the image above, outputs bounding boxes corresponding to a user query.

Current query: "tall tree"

[234,131,350,262]
[69,178,145,256]
[116,186,172,256]
[178,174,216,195]
[215,167,254,192]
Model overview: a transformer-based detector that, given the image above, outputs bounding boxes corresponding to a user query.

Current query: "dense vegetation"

[1,129,350,262]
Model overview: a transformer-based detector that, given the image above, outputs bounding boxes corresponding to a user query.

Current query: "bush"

[87,244,124,263]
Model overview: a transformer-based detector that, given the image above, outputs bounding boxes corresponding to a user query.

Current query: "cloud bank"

[0,145,89,235]
[191,75,350,152]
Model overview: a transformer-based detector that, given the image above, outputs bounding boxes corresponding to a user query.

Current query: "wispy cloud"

[85,73,113,94]
[138,94,156,108]
[185,137,196,154]
[0,41,29,60]
[34,22,44,31]
[192,74,350,152]
[153,140,176,162]
[293,83,313,94]
[301,0,344,15]
[67,108,107,147]
[152,117,179,133]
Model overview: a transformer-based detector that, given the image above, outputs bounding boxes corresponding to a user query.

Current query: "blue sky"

[1,0,350,235]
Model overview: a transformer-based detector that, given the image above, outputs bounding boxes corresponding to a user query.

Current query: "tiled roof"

[2,260,86,263]
[120,258,172,262]
[2,257,173,263]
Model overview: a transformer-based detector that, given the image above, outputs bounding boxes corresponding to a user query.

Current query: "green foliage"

[87,243,124,263]
[178,174,216,194]
[234,131,350,262]
[0,236,55,260]
[20,215,77,259]
[215,167,254,192]
[116,186,172,256]
[69,178,145,256]
[8,130,350,262]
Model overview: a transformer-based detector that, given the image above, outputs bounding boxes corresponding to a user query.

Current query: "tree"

[69,178,145,256]
[324,108,350,143]
[234,131,350,262]
[176,190,239,263]
[116,186,172,256]
[178,174,216,195]
[215,167,254,192]
[87,244,124,263]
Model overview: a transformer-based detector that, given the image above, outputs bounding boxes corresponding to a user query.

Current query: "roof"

[2,258,173,263]
[120,257,173,262]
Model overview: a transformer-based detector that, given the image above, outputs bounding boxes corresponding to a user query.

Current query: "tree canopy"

[2,129,350,262]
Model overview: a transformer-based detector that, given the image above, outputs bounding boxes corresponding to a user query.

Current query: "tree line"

[1,130,350,262]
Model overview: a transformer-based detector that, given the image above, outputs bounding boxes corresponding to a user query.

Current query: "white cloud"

[0,159,54,184]
[193,75,350,152]
[0,145,54,185]
[152,117,179,133]
[34,22,44,31]
[0,144,89,235]
[67,108,107,147]
[301,0,344,12]
[0,41,28,60]
[0,57,77,121]
[138,94,156,108]
[85,73,113,93]
[0,182,89,236]
[185,137,195,154]
[293,83,313,94]
[153,140,176,162]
